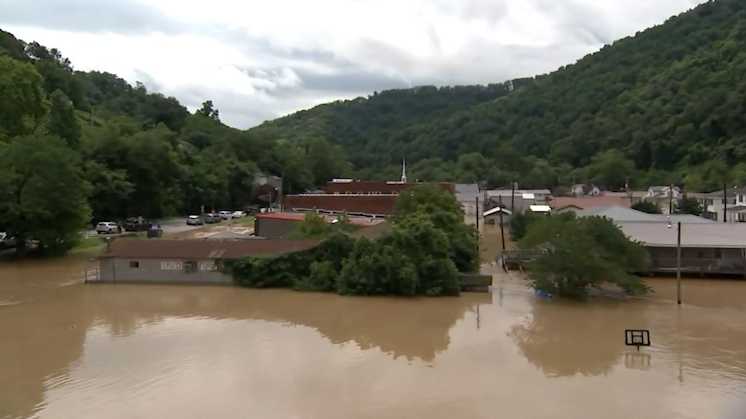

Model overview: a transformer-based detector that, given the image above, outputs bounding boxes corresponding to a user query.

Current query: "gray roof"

[619,223,746,248]
[454,183,479,202]
[576,206,714,224]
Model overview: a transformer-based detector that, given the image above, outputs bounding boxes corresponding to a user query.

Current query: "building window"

[715,249,722,259]
[129,260,140,269]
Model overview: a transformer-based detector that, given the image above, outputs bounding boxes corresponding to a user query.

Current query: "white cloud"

[0,0,706,128]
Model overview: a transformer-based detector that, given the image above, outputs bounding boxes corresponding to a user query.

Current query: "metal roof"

[576,207,714,224]
[483,207,512,217]
[619,223,746,248]
[101,239,321,260]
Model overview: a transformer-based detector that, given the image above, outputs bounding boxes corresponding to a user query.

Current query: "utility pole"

[723,183,728,223]
[475,196,480,232]
[499,209,506,251]
[676,221,682,305]
[511,181,516,213]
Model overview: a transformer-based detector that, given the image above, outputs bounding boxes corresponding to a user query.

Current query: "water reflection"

[0,283,488,419]
[509,298,649,377]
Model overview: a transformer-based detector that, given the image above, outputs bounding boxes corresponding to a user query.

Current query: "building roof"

[323,180,455,195]
[618,223,746,249]
[101,239,320,260]
[529,205,552,213]
[283,194,398,216]
[576,206,714,224]
[549,196,631,210]
[454,183,479,203]
[483,207,512,217]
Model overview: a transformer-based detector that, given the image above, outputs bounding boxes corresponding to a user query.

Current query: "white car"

[231,211,245,218]
[186,215,204,226]
[218,211,233,220]
[96,222,121,234]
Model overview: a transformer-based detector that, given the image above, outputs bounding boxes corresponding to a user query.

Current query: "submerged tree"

[520,215,650,299]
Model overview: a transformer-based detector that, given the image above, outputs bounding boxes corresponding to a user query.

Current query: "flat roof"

[576,207,714,224]
[101,239,320,260]
[619,222,746,248]
[256,212,385,226]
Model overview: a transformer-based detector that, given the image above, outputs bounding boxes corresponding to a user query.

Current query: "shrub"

[520,215,650,299]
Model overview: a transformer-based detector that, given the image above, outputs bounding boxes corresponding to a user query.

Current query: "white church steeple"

[401,158,407,183]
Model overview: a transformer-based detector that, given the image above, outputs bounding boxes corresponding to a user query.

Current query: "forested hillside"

[2,0,745,253]
[0,28,358,252]
[250,0,746,191]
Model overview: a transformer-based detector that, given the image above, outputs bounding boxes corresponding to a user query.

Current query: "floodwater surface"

[1,257,745,419]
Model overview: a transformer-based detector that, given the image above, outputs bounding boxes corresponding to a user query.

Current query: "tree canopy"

[520,215,650,299]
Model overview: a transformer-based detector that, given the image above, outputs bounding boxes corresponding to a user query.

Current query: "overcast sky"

[0,0,705,128]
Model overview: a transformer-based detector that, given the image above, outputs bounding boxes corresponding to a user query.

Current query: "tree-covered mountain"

[249,0,746,191]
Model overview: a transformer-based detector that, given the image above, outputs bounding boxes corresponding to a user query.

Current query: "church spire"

[401,158,407,183]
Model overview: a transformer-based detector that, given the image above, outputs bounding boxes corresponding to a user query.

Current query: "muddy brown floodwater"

[1,256,746,419]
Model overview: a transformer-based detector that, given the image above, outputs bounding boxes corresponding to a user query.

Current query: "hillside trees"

[0,135,91,254]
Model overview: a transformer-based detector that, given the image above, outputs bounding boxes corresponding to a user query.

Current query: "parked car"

[124,217,151,232]
[231,211,245,218]
[186,215,204,226]
[0,232,16,249]
[218,211,233,220]
[96,222,121,234]
[147,224,163,238]
[204,213,221,224]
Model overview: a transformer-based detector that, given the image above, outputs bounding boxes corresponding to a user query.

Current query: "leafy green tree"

[196,100,220,121]
[676,197,703,216]
[0,56,47,138]
[520,215,650,299]
[394,184,478,272]
[84,161,134,222]
[586,150,635,190]
[631,201,662,214]
[0,135,91,254]
[47,90,81,147]
[510,212,540,241]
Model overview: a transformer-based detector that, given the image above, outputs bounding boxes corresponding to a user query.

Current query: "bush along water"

[231,184,478,297]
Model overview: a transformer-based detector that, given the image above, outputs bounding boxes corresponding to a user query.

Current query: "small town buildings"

[549,196,631,213]
[283,194,398,217]
[484,189,551,213]
[254,212,385,239]
[483,206,513,224]
[701,188,746,222]
[642,185,682,214]
[455,183,480,226]
[618,223,746,276]
[96,239,319,284]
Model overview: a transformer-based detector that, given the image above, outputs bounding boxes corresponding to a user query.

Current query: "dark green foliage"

[676,196,704,216]
[510,212,541,241]
[0,135,91,254]
[394,184,478,272]
[47,90,81,147]
[520,215,650,299]
[233,196,470,297]
[631,201,662,214]
[289,212,357,239]
[246,0,746,191]
[0,56,47,138]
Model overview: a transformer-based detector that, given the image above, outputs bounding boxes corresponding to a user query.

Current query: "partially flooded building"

[95,239,319,284]
[619,223,746,276]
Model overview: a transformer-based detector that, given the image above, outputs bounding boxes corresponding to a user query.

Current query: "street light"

[667,218,682,305]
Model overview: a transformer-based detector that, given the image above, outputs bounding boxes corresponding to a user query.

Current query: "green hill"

[249,0,746,191]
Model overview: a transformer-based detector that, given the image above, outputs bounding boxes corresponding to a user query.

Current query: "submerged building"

[95,239,319,284]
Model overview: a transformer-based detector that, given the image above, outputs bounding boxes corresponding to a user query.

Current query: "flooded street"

[1,257,745,419]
